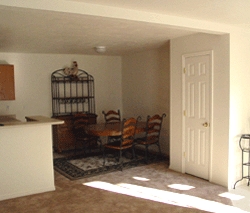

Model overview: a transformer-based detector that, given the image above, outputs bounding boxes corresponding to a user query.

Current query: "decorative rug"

[54,152,165,180]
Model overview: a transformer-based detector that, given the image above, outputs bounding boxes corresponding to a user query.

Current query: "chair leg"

[133,143,138,159]
[107,136,111,144]
[119,150,123,171]
[132,146,135,160]
[74,139,86,156]
[131,146,138,166]
[158,143,162,160]
[103,147,106,166]
[145,145,149,163]
[74,140,77,156]
[98,137,102,152]
[88,140,91,154]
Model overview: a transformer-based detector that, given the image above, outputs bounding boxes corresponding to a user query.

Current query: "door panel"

[183,52,211,180]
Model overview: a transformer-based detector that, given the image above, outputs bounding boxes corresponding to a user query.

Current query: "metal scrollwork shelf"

[234,134,250,189]
[51,69,95,116]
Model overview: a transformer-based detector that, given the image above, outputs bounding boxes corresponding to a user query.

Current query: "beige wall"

[0,53,122,122]
[170,33,230,187]
[1,28,250,191]
[229,31,250,188]
[0,49,170,155]
[3,0,250,193]
[0,123,55,200]
[122,44,170,155]
[0,48,170,156]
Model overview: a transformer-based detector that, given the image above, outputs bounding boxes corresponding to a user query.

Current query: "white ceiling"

[71,0,250,27]
[1,0,250,56]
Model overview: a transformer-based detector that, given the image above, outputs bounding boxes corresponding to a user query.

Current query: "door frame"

[181,50,214,181]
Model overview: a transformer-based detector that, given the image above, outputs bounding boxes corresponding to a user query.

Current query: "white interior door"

[183,51,212,180]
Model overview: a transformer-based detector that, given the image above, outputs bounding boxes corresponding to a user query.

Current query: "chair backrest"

[120,117,138,147]
[73,114,89,137]
[145,113,166,142]
[102,109,121,123]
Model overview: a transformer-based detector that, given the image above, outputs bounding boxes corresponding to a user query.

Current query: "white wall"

[122,44,170,155]
[3,0,250,193]
[229,31,250,188]
[170,33,230,187]
[0,53,122,122]
[0,123,55,200]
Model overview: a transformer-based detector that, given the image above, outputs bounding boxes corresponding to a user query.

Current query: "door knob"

[202,122,209,127]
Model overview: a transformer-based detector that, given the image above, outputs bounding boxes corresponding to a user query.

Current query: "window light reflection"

[83,181,246,213]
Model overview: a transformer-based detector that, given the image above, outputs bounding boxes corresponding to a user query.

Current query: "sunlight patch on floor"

[132,176,150,181]
[83,181,248,213]
[168,184,195,191]
[229,185,250,212]
[219,192,245,201]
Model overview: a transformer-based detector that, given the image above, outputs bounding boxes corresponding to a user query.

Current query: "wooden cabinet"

[0,65,15,100]
[52,114,97,152]
[52,115,75,152]
[51,67,96,152]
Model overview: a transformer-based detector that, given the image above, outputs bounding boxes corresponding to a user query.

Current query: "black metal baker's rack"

[234,134,250,188]
[51,69,95,117]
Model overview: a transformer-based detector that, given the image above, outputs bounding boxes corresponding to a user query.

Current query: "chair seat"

[136,138,158,145]
[74,127,99,140]
[104,141,133,150]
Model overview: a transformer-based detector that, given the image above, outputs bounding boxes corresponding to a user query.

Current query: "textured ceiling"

[70,0,250,27]
[0,6,195,55]
[1,0,250,56]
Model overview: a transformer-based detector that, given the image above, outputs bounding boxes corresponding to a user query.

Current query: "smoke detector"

[95,46,106,53]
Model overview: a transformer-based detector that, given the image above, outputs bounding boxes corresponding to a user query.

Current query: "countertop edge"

[0,115,64,127]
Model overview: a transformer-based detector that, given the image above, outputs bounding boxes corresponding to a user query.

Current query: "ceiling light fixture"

[95,46,106,53]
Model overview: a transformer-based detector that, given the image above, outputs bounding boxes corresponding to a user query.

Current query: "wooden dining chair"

[103,117,139,170]
[135,113,166,162]
[102,109,121,123]
[102,109,121,143]
[73,113,101,155]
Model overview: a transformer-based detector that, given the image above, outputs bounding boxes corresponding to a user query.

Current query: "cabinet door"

[52,114,97,152]
[52,116,75,152]
[0,65,15,100]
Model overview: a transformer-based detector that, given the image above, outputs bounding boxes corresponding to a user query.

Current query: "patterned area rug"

[54,152,165,180]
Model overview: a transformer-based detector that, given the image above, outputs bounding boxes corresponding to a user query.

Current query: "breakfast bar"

[0,115,63,201]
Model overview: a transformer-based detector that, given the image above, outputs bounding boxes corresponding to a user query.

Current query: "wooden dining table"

[85,121,146,137]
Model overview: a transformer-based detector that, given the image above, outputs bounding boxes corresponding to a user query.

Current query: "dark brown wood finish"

[135,113,166,162]
[85,121,146,137]
[103,117,138,169]
[53,113,97,152]
[73,113,100,153]
[0,64,15,100]
[102,109,121,123]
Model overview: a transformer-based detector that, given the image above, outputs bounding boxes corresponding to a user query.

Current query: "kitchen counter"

[0,115,64,127]
[0,115,63,201]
